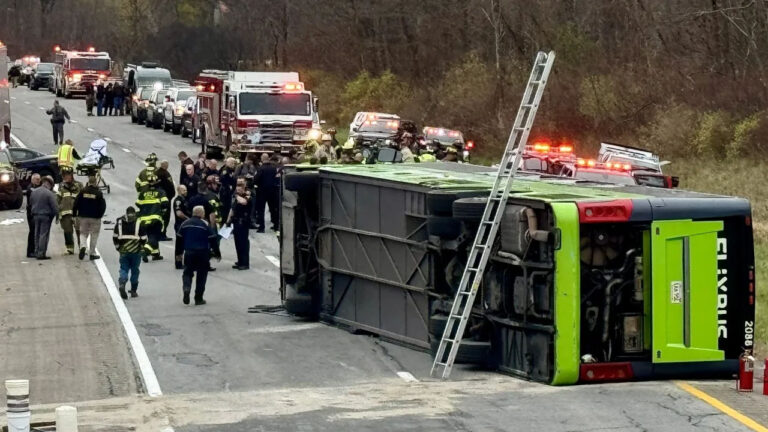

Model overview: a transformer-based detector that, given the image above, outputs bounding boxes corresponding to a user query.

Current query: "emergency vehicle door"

[651,220,725,363]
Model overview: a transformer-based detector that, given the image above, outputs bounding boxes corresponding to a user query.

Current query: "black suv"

[30,63,55,91]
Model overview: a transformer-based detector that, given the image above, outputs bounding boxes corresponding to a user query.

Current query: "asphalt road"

[2,86,762,431]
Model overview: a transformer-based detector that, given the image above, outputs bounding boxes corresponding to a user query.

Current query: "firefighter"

[113,206,147,299]
[441,146,459,162]
[56,169,83,255]
[399,133,416,163]
[136,173,169,262]
[57,139,81,171]
[418,147,437,162]
[254,155,280,232]
[135,153,158,192]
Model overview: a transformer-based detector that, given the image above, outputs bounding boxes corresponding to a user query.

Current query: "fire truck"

[52,47,112,98]
[193,70,321,157]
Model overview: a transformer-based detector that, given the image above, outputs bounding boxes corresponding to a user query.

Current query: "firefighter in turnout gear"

[57,169,83,254]
[136,173,169,262]
[135,152,159,192]
[113,206,148,299]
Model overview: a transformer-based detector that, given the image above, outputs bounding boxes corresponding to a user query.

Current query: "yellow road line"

[676,381,768,432]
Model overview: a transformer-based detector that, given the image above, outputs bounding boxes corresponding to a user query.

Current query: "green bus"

[279,162,755,384]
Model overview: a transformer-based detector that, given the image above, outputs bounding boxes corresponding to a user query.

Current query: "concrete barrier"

[55,405,78,432]
[5,379,30,432]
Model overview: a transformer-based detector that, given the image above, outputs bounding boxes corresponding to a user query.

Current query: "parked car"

[162,87,196,134]
[0,149,22,209]
[131,86,155,124]
[4,146,61,188]
[29,62,55,91]
[180,96,197,139]
[145,89,169,129]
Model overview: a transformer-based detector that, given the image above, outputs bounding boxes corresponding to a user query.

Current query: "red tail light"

[466,140,475,150]
[293,120,312,129]
[580,362,634,382]
[237,119,259,129]
[577,200,633,223]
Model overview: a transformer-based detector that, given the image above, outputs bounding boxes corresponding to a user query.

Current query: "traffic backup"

[278,163,755,384]
[193,71,321,157]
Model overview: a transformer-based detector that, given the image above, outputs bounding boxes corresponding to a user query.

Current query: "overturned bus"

[279,162,755,385]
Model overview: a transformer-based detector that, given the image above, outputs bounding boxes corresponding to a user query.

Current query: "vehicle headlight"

[153,81,163,90]
[175,105,186,116]
[307,129,322,140]
[70,73,82,82]
[0,172,12,183]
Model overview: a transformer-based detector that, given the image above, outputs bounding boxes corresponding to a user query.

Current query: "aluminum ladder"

[430,51,556,379]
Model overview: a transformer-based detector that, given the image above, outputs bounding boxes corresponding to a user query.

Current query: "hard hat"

[342,137,355,150]
[145,153,158,164]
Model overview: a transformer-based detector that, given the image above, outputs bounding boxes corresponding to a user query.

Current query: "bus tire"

[284,172,319,193]
[430,337,491,365]
[426,191,459,216]
[452,197,488,222]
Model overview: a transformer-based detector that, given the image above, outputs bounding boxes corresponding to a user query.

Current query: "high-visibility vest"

[419,153,437,162]
[57,144,75,168]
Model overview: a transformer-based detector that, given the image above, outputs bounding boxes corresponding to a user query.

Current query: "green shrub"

[692,111,732,156]
[637,104,698,157]
[338,71,411,125]
[728,112,762,159]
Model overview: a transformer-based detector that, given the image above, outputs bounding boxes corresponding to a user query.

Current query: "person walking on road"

[30,176,58,260]
[96,82,106,116]
[57,169,83,255]
[105,83,115,116]
[25,174,41,258]
[172,184,191,269]
[46,100,71,146]
[156,160,176,241]
[136,173,169,262]
[84,82,95,116]
[113,206,147,299]
[73,176,107,260]
[227,182,252,270]
[177,205,220,305]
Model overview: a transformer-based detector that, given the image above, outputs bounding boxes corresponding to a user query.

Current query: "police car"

[0,149,22,209]
[2,147,61,189]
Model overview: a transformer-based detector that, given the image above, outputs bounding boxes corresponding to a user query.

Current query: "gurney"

[76,139,115,193]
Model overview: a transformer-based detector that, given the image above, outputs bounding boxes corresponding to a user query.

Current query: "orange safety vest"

[57,144,75,168]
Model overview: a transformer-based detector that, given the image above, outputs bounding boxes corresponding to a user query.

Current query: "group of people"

[84,81,128,117]
[26,169,107,262]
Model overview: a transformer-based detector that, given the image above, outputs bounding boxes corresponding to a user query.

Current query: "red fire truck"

[52,46,112,98]
[193,70,321,157]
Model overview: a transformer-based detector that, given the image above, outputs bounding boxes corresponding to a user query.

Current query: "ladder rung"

[450,314,463,319]
[434,362,447,367]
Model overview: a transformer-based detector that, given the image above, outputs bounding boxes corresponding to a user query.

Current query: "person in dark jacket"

[84,82,95,116]
[113,206,147,299]
[105,83,115,116]
[25,174,41,258]
[30,176,58,260]
[113,82,124,116]
[96,83,106,116]
[178,151,194,184]
[73,176,107,260]
[227,182,252,270]
[156,160,176,241]
[177,205,220,305]
[46,100,71,146]
[218,157,237,225]
[235,156,258,227]
[181,164,200,199]
[8,64,21,87]
[172,184,191,269]
[254,155,281,232]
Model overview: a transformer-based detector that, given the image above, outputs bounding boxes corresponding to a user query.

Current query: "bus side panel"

[550,202,581,385]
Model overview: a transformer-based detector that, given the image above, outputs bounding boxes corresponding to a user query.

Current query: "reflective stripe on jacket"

[136,188,169,228]
[57,181,82,216]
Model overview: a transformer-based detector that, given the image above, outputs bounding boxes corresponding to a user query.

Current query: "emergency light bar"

[577,159,631,171]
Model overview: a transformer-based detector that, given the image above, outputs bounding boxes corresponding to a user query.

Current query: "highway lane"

[6,86,759,431]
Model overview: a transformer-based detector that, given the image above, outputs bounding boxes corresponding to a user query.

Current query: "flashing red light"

[87,46,95,52]
[533,143,550,152]
[466,140,475,150]
[53,45,61,52]
[558,144,573,153]
[576,158,586,166]
[587,159,596,167]
[580,362,634,382]
[284,82,304,91]
[577,200,634,223]
[622,164,631,170]
[209,84,215,91]
[195,84,204,91]
[386,120,399,128]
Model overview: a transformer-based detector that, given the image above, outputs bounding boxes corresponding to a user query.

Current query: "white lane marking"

[122,148,131,153]
[104,137,112,141]
[247,323,323,334]
[11,96,16,100]
[70,120,78,124]
[92,248,163,397]
[265,255,280,267]
[10,133,27,148]
[396,371,419,383]
[87,127,94,132]
[24,101,29,104]
[38,106,45,110]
